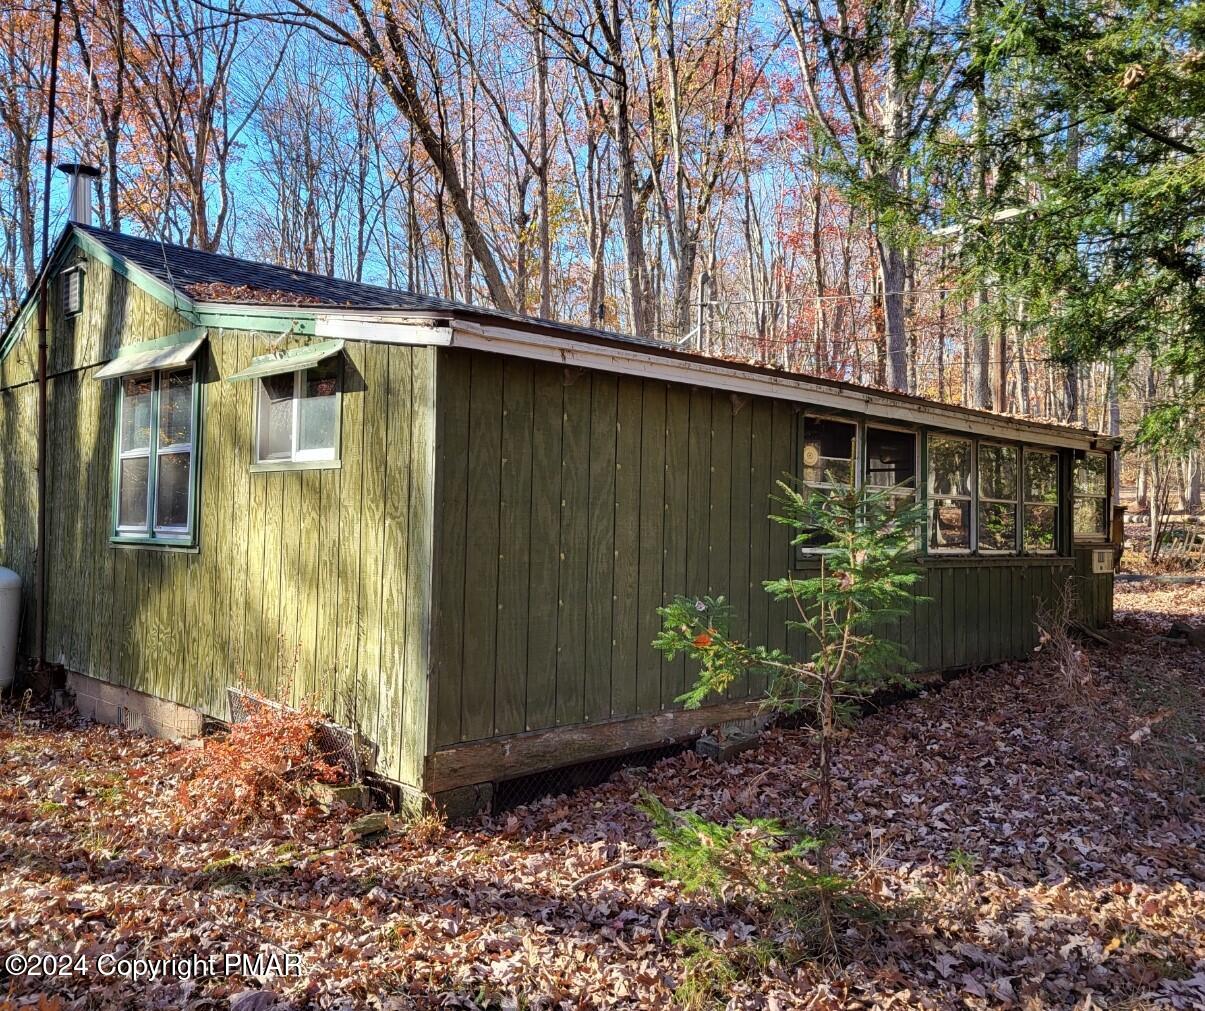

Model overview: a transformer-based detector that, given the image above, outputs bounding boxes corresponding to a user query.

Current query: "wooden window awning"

[227,339,344,383]
[94,328,207,380]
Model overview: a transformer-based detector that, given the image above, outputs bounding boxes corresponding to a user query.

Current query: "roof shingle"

[79,224,469,313]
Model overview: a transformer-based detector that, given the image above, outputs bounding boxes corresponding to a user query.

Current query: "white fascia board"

[451,322,1097,450]
[313,314,453,345]
[193,302,452,345]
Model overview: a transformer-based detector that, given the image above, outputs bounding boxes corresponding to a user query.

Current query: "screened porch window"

[1024,449,1059,553]
[115,366,197,541]
[1073,451,1109,539]
[977,443,1018,553]
[928,435,972,551]
[865,426,917,515]
[799,414,857,551]
[802,415,857,489]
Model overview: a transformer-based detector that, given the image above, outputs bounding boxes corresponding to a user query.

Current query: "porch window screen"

[928,435,972,551]
[1024,449,1060,553]
[799,415,857,551]
[977,443,1019,552]
[865,426,917,516]
[1073,451,1109,539]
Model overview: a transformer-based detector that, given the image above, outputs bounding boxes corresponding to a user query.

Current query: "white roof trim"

[450,322,1099,450]
[313,315,453,345]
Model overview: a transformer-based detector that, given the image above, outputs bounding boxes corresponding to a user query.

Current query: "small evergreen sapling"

[650,478,927,955]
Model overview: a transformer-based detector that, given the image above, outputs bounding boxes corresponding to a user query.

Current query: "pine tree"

[648,478,926,957]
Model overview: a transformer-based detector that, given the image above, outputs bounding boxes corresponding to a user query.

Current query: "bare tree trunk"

[1064,364,1079,424]
[874,220,908,391]
[1015,299,1030,415]
[1181,452,1201,512]
[535,23,551,318]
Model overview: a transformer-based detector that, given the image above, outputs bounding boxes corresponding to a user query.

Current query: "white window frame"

[1073,450,1110,542]
[114,364,198,543]
[976,441,1020,555]
[1022,447,1060,555]
[253,365,341,469]
[927,433,975,554]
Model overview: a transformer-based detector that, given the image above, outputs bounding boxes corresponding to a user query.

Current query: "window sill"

[250,459,341,474]
[920,554,1073,567]
[110,535,198,553]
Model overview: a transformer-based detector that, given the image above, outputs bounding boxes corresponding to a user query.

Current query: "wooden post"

[1111,503,1126,571]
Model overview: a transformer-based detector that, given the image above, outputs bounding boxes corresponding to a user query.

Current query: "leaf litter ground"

[0,581,1201,1010]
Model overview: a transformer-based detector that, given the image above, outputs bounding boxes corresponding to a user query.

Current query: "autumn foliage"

[177,690,346,824]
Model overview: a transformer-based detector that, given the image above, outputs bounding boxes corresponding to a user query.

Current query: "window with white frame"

[115,366,197,540]
[799,414,857,550]
[1073,451,1108,539]
[977,443,1019,552]
[1023,449,1060,553]
[927,435,973,551]
[255,358,340,465]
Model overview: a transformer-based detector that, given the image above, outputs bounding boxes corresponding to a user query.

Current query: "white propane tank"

[0,567,21,691]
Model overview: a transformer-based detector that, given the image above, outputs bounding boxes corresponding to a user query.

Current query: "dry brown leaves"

[0,585,1202,1010]
[184,282,330,306]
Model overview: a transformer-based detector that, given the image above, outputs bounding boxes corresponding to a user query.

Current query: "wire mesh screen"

[491,743,688,813]
[226,687,361,780]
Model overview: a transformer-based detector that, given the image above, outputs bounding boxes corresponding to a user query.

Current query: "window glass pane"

[865,428,916,490]
[1074,453,1107,496]
[155,452,191,529]
[118,457,149,528]
[1025,504,1057,552]
[929,499,970,550]
[1074,496,1107,538]
[120,374,153,451]
[802,416,856,486]
[979,502,1017,551]
[978,444,1018,501]
[928,436,971,497]
[258,373,295,461]
[298,360,338,454]
[159,368,193,447]
[1025,451,1059,503]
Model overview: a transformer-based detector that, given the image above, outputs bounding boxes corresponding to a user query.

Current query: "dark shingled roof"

[65,224,1108,445]
[78,222,673,351]
[78,224,472,314]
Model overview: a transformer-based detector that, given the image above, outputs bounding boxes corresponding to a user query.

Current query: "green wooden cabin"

[0,220,1118,811]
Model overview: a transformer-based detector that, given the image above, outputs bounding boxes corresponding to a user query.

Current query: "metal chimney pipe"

[56,162,101,227]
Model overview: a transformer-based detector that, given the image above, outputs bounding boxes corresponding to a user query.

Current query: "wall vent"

[61,266,84,318]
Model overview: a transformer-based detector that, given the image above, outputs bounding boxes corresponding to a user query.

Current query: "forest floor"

[1,582,1203,1011]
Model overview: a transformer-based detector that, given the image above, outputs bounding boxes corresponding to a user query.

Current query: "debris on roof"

[78,224,464,313]
[184,282,332,306]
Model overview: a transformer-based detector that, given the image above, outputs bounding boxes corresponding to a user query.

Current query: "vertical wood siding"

[0,248,1118,790]
[0,248,436,785]
[429,348,1114,754]
[1073,547,1114,628]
